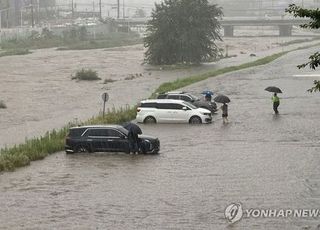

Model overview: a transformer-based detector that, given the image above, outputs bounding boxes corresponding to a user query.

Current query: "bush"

[72,68,101,81]
[0,100,7,109]
[0,48,31,57]
[103,78,116,84]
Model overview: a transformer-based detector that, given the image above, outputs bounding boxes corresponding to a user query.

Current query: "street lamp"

[0,8,10,29]
[20,5,32,27]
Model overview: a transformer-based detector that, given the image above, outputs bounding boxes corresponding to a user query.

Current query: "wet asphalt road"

[0,47,319,230]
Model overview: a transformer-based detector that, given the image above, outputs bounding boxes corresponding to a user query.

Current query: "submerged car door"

[171,103,191,122]
[157,103,189,123]
[85,128,109,151]
[106,129,129,152]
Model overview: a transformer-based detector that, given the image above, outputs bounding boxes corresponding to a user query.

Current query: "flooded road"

[0,47,320,229]
[1,37,318,149]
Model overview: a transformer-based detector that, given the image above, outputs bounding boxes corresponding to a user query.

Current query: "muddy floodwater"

[0,47,320,229]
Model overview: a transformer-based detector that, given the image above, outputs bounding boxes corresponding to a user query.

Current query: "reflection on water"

[0,48,320,230]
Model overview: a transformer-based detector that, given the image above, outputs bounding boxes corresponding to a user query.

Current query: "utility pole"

[71,0,74,19]
[99,0,102,19]
[37,0,40,25]
[117,0,120,19]
[123,0,125,18]
[31,0,34,27]
[92,1,95,17]
[0,7,10,29]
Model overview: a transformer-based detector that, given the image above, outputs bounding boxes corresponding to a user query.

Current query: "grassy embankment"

[1,43,318,172]
[0,32,142,58]
[0,48,31,57]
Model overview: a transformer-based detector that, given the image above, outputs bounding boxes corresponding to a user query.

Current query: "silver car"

[157,91,217,113]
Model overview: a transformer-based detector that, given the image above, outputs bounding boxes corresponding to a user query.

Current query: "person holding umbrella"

[122,122,142,154]
[221,103,228,123]
[272,93,280,114]
[214,94,230,123]
[205,93,212,102]
[202,90,214,102]
[127,127,139,154]
[265,86,282,115]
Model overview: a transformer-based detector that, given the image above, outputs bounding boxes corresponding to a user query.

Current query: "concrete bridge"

[116,17,310,37]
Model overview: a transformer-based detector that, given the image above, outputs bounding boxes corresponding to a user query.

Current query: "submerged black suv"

[65,125,160,154]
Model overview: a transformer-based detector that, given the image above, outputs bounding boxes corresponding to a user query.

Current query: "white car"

[136,99,212,124]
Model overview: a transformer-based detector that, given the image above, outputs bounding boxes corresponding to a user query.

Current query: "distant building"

[210,0,320,17]
[0,0,55,27]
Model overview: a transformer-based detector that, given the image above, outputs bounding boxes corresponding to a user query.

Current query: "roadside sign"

[102,92,109,102]
[101,92,109,118]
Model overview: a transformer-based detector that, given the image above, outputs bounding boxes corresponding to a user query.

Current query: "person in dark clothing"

[272,93,280,114]
[128,127,139,154]
[221,103,228,123]
[205,93,212,102]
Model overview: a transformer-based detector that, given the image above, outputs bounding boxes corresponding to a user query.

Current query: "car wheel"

[74,144,93,153]
[152,149,160,154]
[144,116,156,124]
[189,116,202,124]
[85,144,94,153]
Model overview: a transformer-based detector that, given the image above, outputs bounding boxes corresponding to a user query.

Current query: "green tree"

[286,4,320,92]
[144,0,222,65]
[133,8,146,18]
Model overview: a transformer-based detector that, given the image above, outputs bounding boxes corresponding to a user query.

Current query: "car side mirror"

[182,106,188,111]
[121,135,126,139]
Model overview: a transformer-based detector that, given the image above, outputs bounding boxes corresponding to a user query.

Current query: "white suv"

[136,99,212,124]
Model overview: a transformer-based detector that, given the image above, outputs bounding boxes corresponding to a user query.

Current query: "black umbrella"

[265,86,282,93]
[201,90,214,96]
[214,94,231,104]
[122,122,142,134]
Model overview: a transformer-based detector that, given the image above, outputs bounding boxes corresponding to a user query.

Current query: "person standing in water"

[205,93,212,102]
[221,103,228,123]
[128,127,139,154]
[272,93,280,114]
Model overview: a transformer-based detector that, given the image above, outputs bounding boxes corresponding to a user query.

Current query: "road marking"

[292,74,320,78]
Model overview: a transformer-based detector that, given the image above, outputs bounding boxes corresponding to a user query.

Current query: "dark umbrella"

[214,94,231,104]
[265,86,282,93]
[201,90,214,96]
[122,122,142,134]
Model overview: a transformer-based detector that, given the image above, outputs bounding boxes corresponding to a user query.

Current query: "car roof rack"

[167,91,187,94]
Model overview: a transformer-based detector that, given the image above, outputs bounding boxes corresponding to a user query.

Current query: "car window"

[170,104,184,110]
[157,94,167,99]
[84,128,124,137]
[157,103,171,109]
[183,101,197,109]
[107,129,123,138]
[167,95,180,99]
[118,127,129,135]
[140,102,158,108]
[69,128,87,137]
[85,129,108,137]
[189,94,200,101]
[181,95,192,102]
[158,103,183,110]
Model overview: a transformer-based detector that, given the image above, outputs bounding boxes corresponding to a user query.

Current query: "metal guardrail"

[114,16,311,26]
